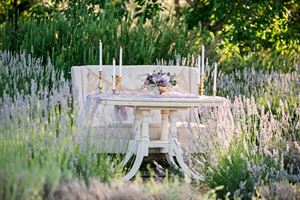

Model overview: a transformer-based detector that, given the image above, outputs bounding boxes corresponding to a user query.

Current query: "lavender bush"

[192,63,300,199]
[0,51,123,200]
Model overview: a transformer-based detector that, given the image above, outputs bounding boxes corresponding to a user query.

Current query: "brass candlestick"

[112,75,116,94]
[198,73,205,96]
[212,90,217,96]
[98,71,103,94]
[115,75,122,93]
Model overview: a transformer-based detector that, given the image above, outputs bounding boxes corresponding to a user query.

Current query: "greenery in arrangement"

[0,0,300,199]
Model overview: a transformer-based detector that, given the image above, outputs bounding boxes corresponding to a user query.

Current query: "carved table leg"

[160,110,169,153]
[168,110,204,181]
[165,110,180,169]
[123,110,150,181]
[161,110,179,168]
[121,110,142,166]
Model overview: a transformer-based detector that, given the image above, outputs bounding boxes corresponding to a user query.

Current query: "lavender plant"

[0,51,123,200]
[192,64,300,199]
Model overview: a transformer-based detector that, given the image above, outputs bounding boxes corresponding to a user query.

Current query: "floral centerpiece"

[143,70,177,94]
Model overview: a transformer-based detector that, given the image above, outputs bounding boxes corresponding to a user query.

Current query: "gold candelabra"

[115,75,122,94]
[212,90,217,96]
[98,71,103,94]
[198,73,205,96]
[111,75,122,94]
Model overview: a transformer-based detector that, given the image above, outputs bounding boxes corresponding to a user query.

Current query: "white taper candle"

[112,58,116,90]
[197,54,201,84]
[201,45,205,74]
[99,40,103,71]
[119,47,122,77]
[213,62,218,92]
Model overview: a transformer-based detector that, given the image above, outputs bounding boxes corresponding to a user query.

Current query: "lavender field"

[1,0,300,199]
[0,51,299,199]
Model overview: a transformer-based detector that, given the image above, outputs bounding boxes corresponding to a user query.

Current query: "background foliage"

[185,0,300,53]
[0,0,299,76]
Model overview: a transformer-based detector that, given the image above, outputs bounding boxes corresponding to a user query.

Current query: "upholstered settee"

[71,65,204,153]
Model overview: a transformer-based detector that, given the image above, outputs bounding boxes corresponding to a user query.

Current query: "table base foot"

[169,141,205,181]
[123,140,148,181]
[121,140,136,166]
[166,154,180,170]
[123,153,143,181]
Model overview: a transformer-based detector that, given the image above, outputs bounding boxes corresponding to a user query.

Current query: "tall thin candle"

[197,54,201,84]
[213,62,218,93]
[112,58,116,91]
[119,47,122,77]
[99,40,103,71]
[201,45,205,74]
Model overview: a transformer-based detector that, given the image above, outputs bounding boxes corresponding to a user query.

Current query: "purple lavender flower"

[146,74,153,81]
[157,79,165,87]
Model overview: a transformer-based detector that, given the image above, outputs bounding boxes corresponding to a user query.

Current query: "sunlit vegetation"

[0,1,299,199]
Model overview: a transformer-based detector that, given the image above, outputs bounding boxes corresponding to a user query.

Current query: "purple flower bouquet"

[143,70,177,94]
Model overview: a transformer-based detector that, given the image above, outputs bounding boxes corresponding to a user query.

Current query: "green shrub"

[0,2,203,77]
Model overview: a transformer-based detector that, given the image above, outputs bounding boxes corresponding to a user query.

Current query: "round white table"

[86,93,227,181]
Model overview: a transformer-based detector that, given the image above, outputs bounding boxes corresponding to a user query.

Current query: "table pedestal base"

[121,109,204,181]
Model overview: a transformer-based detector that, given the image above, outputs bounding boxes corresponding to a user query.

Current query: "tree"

[0,0,40,30]
[185,0,300,54]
